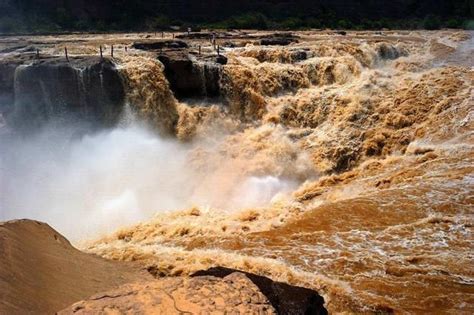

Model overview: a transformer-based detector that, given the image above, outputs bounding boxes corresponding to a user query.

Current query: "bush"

[464,20,474,30]
[146,15,171,31]
[75,20,92,31]
[56,7,73,29]
[337,19,353,29]
[280,17,305,29]
[305,18,321,29]
[423,14,441,30]
[0,17,24,33]
[445,18,462,28]
[225,13,269,29]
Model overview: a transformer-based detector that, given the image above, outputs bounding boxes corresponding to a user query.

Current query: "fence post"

[217,45,220,56]
[111,45,114,58]
[64,47,69,62]
[36,49,40,59]
[100,45,103,59]
[198,45,201,55]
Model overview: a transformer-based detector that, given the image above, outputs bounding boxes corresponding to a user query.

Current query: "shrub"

[423,14,441,30]
[146,15,171,31]
[0,17,23,33]
[228,13,269,29]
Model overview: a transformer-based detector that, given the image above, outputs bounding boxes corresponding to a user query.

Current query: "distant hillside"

[0,0,473,33]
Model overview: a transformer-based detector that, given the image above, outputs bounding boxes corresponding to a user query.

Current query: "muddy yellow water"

[83,30,474,313]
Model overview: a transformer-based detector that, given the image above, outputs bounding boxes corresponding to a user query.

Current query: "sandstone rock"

[132,40,188,50]
[0,219,151,314]
[59,273,276,314]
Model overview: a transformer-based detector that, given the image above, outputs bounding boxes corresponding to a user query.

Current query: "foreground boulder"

[193,267,328,314]
[0,220,151,314]
[60,273,276,314]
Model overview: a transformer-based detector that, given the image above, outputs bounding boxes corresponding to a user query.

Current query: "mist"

[0,115,297,241]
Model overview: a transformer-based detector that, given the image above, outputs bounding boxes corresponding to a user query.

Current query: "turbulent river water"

[0,30,473,313]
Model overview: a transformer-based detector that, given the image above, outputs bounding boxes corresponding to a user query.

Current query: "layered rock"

[9,57,125,131]
[0,61,19,115]
[158,51,223,99]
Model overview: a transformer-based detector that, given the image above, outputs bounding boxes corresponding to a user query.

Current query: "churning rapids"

[0,30,473,313]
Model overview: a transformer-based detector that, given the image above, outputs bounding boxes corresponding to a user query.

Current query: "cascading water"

[1,30,472,314]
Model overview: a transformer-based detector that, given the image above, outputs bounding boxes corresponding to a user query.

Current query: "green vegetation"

[202,15,472,31]
[1,13,472,34]
[0,0,472,34]
[423,15,442,30]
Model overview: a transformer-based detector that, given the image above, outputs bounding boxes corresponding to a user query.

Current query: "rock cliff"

[8,57,125,131]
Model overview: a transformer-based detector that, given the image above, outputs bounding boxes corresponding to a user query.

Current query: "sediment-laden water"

[1,30,472,313]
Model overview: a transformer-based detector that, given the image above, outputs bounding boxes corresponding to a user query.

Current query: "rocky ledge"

[158,50,226,99]
[0,219,328,314]
[0,56,125,131]
[59,273,275,314]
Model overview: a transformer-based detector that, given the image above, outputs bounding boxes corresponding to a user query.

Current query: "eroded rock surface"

[10,57,125,131]
[60,273,276,314]
[158,51,222,99]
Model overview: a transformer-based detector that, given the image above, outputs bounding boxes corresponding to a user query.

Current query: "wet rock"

[291,50,309,61]
[176,32,212,40]
[260,32,300,46]
[192,267,328,315]
[132,40,188,50]
[215,54,228,65]
[376,43,407,60]
[222,41,236,48]
[59,273,276,314]
[0,61,20,115]
[158,51,223,99]
[260,37,298,46]
[9,56,125,131]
